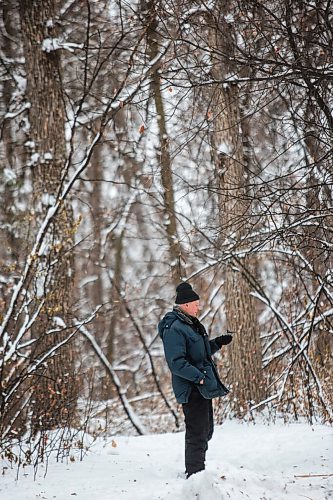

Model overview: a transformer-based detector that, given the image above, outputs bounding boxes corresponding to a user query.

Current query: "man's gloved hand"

[215,334,233,348]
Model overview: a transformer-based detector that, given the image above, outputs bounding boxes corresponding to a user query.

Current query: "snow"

[1,421,332,499]
[3,168,17,183]
[28,152,40,166]
[218,142,232,156]
[60,0,77,16]
[41,193,56,206]
[224,13,235,24]
[42,37,59,52]
[4,101,30,119]
[42,38,83,53]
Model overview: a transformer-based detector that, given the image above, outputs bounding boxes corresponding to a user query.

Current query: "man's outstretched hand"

[215,334,233,347]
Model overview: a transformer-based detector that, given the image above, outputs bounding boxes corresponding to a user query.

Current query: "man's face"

[181,300,200,317]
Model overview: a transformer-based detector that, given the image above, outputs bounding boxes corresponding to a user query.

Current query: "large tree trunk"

[144,0,183,284]
[19,0,77,433]
[208,8,264,413]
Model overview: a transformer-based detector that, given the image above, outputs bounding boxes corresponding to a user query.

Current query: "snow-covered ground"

[1,420,332,499]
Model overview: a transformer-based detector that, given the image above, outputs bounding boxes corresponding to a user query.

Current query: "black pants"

[182,386,214,476]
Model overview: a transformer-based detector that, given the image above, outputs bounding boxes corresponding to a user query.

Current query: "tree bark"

[0,0,23,273]
[0,0,29,437]
[19,0,77,433]
[208,8,264,413]
[144,0,183,284]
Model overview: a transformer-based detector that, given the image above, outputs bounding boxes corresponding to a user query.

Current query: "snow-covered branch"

[77,322,146,435]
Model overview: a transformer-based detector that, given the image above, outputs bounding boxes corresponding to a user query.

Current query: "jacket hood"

[158,307,194,340]
[158,311,178,340]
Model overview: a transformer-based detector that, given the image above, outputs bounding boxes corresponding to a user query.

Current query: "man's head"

[175,282,200,317]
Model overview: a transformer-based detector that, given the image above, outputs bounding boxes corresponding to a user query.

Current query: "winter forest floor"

[1,420,333,500]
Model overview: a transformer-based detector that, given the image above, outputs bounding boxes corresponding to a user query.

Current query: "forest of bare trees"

[1,0,332,468]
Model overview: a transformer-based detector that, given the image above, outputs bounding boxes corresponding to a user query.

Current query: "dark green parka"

[158,308,229,404]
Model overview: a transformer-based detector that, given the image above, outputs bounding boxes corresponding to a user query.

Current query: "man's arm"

[209,334,233,355]
[162,326,205,383]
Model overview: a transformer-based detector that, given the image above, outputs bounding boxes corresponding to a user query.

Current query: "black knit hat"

[175,282,200,304]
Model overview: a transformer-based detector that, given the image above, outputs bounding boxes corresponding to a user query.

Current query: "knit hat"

[175,282,200,304]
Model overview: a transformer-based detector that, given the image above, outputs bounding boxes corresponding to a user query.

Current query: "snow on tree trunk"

[19,0,77,433]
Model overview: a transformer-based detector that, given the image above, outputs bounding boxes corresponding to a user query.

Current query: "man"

[158,282,232,478]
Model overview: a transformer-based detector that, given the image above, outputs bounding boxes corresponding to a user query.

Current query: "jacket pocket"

[201,364,218,390]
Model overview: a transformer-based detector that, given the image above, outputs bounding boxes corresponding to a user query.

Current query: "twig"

[294,473,333,478]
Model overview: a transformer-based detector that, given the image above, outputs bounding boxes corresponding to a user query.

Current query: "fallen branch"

[294,473,333,478]
[77,319,146,436]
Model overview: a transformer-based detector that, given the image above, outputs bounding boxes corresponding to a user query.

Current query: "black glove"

[215,334,233,348]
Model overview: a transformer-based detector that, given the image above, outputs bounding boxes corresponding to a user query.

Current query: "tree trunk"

[0,0,23,271]
[208,9,264,413]
[0,0,30,437]
[87,144,106,343]
[19,0,77,433]
[144,0,183,284]
[303,110,333,368]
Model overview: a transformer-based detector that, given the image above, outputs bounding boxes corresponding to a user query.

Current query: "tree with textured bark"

[18,0,78,432]
[207,5,265,412]
[143,0,183,284]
